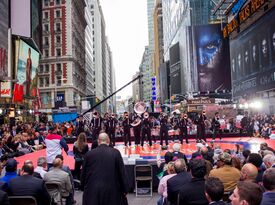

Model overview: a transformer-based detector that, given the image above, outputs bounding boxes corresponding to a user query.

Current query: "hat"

[218,152,232,163]
[6,158,18,170]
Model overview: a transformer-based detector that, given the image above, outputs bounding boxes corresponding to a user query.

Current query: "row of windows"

[44,10,61,19]
[43,35,61,46]
[39,64,62,73]
[44,0,61,7]
[43,22,61,32]
[39,77,50,87]
[43,48,61,57]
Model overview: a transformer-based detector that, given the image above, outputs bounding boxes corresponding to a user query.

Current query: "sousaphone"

[131,102,147,127]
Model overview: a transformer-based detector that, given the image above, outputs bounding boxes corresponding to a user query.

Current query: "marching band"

[75,102,218,147]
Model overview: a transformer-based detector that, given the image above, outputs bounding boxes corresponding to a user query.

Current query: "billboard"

[10,0,31,37]
[231,7,275,97]
[0,0,11,97]
[169,42,181,95]
[194,24,231,92]
[17,40,39,97]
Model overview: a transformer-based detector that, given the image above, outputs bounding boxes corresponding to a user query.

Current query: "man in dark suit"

[178,159,208,205]
[0,190,9,205]
[205,177,226,205]
[81,132,128,205]
[9,163,51,205]
[167,158,191,205]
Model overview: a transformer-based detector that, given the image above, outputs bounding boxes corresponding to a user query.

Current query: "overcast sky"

[100,0,148,99]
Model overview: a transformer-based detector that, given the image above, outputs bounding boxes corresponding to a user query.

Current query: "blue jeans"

[157,196,163,205]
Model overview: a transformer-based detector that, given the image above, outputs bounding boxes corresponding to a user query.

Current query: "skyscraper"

[39,0,86,117]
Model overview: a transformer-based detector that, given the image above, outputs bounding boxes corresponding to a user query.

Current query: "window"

[56,48,61,56]
[56,63,62,72]
[56,0,61,5]
[56,23,61,31]
[44,49,49,57]
[56,35,61,44]
[44,11,49,19]
[44,24,49,31]
[45,77,49,87]
[44,37,49,46]
[44,0,49,6]
[56,10,61,18]
[45,64,49,73]
[39,65,44,73]
[56,76,61,86]
[39,78,44,87]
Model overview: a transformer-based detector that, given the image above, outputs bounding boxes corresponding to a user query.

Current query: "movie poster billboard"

[194,24,231,92]
[17,40,39,97]
[230,7,275,97]
[0,0,11,97]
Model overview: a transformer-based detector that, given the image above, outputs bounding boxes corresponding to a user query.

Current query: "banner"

[231,7,275,96]
[194,24,231,92]
[16,40,39,97]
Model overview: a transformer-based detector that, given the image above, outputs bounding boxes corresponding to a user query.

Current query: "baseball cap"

[218,152,232,163]
[6,158,18,170]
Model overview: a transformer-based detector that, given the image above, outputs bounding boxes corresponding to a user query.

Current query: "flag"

[13,83,23,102]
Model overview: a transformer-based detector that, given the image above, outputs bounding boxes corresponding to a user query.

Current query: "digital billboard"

[194,24,231,92]
[17,40,39,97]
[169,42,181,95]
[0,0,11,97]
[231,7,275,97]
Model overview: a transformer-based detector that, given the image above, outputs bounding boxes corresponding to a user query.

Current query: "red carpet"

[15,137,275,170]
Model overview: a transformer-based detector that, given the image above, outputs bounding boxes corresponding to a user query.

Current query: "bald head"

[241,163,258,182]
[98,132,110,145]
[52,158,63,168]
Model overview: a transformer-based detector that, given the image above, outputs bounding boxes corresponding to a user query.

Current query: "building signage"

[231,0,247,15]
[151,76,156,101]
[187,98,215,105]
[223,0,268,38]
[52,106,77,114]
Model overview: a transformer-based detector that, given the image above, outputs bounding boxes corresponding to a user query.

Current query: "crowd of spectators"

[156,141,275,205]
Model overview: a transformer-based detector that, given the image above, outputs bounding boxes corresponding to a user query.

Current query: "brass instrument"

[143,112,149,119]
[134,101,147,115]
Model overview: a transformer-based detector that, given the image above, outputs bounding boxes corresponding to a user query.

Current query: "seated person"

[9,163,51,205]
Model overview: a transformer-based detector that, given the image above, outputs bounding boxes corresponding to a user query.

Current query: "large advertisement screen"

[0,0,10,97]
[194,24,231,92]
[169,42,181,95]
[231,7,275,97]
[17,40,39,97]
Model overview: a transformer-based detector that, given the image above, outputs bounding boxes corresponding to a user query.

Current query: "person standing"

[122,112,131,146]
[196,111,207,142]
[90,111,102,141]
[141,112,153,147]
[179,113,189,144]
[45,126,68,169]
[81,133,128,205]
[212,112,221,140]
[73,132,89,180]
[159,113,169,146]
[106,113,118,146]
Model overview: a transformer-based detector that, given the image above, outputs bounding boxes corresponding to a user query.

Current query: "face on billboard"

[262,38,268,57]
[195,24,230,92]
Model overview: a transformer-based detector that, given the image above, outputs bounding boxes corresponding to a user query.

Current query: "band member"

[90,111,102,141]
[170,112,180,141]
[131,113,142,146]
[141,112,152,147]
[195,110,207,142]
[103,113,109,132]
[212,112,221,140]
[179,113,189,144]
[107,113,118,146]
[159,113,169,146]
[122,112,131,146]
[76,115,85,136]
